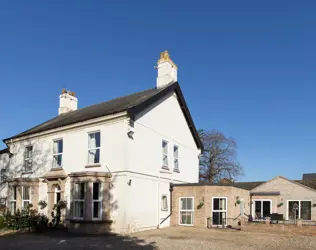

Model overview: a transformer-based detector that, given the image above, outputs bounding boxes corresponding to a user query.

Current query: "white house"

[0,51,202,233]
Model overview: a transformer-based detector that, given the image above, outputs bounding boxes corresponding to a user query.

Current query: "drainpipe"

[158,183,173,228]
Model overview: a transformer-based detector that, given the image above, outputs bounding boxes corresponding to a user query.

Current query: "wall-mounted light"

[128,179,132,186]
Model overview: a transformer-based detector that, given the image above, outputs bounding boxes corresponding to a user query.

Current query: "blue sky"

[0,1,315,181]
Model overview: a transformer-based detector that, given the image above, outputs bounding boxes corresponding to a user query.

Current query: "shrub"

[4,204,48,230]
[0,215,6,229]
[51,200,67,228]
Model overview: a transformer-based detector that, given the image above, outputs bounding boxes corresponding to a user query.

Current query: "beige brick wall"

[251,177,316,220]
[171,185,250,228]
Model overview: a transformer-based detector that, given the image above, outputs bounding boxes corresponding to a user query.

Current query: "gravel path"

[131,227,316,250]
[0,227,315,249]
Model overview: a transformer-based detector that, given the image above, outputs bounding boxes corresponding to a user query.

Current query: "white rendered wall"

[119,91,200,232]
[0,153,10,201]
[5,117,128,179]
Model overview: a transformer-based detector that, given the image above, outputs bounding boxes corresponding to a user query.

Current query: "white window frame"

[0,168,6,183]
[22,186,31,209]
[162,140,169,168]
[286,200,312,221]
[212,197,228,226]
[10,186,17,215]
[173,145,179,171]
[161,194,168,211]
[73,182,85,219]
[88,131,101,165]
[52,139,63,168]
[24,146,33,172]
[179,197,194,226]
[92,182,102,220]
[252,199,272,219]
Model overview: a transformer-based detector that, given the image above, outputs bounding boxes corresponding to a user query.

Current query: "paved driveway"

[1,227,316,249]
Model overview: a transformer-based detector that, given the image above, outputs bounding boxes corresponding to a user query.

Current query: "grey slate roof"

[302,173,316,181]
[3,82,203,150]
[0,147,10,155]
[173,181,265,190]
[173,180,316,191]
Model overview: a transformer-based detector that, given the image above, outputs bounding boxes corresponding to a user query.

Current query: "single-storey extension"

[170,175,316,228]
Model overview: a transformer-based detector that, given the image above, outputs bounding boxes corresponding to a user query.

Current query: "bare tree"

[199,129,244,183]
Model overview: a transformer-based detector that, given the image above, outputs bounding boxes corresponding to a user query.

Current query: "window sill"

[50,167,63,171]
[173,169,180,173]
[85,164,101,168]
[22,171,33,175]
[161,166,169,170]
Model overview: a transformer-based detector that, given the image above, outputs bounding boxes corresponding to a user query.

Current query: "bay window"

[92,182,102,219]
[22,186,31,209]
[73,183,85,219]
[10,186,17,214]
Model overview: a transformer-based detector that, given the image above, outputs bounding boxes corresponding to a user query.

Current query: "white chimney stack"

[156,51,178,88]
[58,89,78,115]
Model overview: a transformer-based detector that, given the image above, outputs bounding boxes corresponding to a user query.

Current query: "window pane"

[54,140,63,154]
[162,141,168,154]
[174,146,178,158]
[288,201,299,220]
[162,196,168,210]
[12,187,17,200]
[74,183,85,199]
[213,198,219,210]
[181,198,187,210]
[89,132,100,148]
[301,201,311,220]
[25,160,32,171]
[93,201,100,218]
[186,198,192,210]
[74,201,84,217]
[89,133,95,148]
[255,201,261,218]
[163,155,168,166]
[95,132,100,148]
[262,201,271,217]
[23,186,30,200]
[88,149,100,164]
[174,159,178,170]
[25,146,33,159]
[10,202,16,214]
[58,140,63,153]
[93,183,100,200]
[180,211,192,225]
[53,155,63,168]
[23,201,30,209]
[212,212,226,225]
[80,183,85,199]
